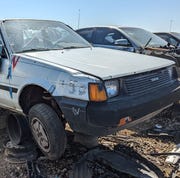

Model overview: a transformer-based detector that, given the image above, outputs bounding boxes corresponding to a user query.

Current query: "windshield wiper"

[62,46,90,49]
[17,46,91,53]
[17,48,51,53]
[144,37,152,48]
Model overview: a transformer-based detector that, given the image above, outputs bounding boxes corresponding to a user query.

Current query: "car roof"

[76,25,119,30]
[0,19,65,24]
[155,32,178,35]
[154,32,180,40]
[76,26,147,33]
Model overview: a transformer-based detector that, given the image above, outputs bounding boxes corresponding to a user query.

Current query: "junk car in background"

[155,32,180,53]
[77,26,180,67]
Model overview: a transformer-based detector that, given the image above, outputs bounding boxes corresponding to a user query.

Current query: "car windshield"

[120,27,168,48]
[171,32,180,40]
[3,19,91,53]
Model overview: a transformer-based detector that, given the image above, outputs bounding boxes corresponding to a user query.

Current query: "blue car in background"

[76,26,168,52]
[76,26,180,66]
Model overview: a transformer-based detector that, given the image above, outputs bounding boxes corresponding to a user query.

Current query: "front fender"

[17,78,59,99]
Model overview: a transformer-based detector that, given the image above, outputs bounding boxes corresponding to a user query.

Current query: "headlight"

[105,80,119,98]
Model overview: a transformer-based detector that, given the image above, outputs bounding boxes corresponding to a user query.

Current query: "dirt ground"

[0,108,179,178]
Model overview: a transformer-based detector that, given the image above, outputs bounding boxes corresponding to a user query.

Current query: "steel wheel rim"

[31,117,50,152]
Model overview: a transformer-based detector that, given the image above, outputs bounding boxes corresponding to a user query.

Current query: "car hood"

[22,47,174,80]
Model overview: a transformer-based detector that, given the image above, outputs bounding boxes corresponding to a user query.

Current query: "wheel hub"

[31,117,50,152]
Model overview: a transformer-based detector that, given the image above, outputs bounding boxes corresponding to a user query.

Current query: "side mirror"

[114,39,130,46]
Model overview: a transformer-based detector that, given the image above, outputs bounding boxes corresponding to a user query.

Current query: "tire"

[7,114,31,145]
[28,103,67,160]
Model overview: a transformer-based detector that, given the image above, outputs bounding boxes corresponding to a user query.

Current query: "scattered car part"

[0,19,180,160]
[150,152,180,156]
[73,147,164,178]
[166,144,180,164]
[4,141,37,164]
[146,126,180,143]
[7,113,31,145]
[149,144,180,178]
[27,160,44,178]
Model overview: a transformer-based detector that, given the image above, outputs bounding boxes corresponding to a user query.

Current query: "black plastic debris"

[4,141,37,164]
[73,147,164,178]
[27,160,44,178]
[146,127,180,143]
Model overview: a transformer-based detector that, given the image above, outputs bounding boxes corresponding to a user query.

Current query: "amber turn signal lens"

[89,83,107,102]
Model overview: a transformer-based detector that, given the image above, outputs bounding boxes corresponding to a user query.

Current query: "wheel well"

[19,85,63,119]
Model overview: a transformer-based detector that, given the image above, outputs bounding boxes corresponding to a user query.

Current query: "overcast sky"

[0,0,179,32]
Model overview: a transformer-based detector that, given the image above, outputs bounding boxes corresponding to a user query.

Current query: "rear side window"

[77,28,94,43]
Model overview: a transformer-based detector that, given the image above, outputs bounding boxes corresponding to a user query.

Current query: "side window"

[93,28,131,46]
[77,28,94,43]
[93,28,111,44]
[0,34,7,58]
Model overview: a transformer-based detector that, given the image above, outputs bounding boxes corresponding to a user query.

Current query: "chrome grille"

[124,68,174,95]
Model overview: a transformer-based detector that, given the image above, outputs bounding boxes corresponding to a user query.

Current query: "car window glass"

[3,20,91,53]
[94,28,131,46]
[157,34,169,42]
[169,37,179,46]
[0,34,7,58]
[77,28,93,43]
[172,32,180,39]
[158,34,179,46]
[121,28,168,48]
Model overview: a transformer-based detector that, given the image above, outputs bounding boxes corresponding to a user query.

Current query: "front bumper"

[56,81,180,136]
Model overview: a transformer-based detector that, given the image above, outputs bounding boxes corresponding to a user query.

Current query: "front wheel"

[29,103,67,160]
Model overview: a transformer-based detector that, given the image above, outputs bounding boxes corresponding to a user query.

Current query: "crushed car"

[76,26,180,67]
[0,19,180,160]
